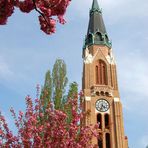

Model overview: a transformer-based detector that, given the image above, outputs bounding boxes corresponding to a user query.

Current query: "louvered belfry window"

[96,60,107,85]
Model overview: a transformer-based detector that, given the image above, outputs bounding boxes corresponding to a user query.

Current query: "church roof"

[87,0,106,35]
[84,0,111,48]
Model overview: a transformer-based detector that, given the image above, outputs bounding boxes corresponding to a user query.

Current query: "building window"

[96,91,100,96]
[106,133,111,148]
[96,60,107,85]
[96,66,99,84]
[95,32,103,41]
[88,34,93,44]
[97,114,102,129]
[105,34,109,42]
[105,114,109,129]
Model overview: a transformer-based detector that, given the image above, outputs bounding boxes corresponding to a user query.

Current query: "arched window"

[105,114,109,129]
[100,91,104,96]
[96,66,99,84]
[96,60,107,85]
[105,34,109,42]
[106,133,111,148]
[95,32,103,41]
[96,91,100,96]
[88,34,93,44]
[97,114,102,129]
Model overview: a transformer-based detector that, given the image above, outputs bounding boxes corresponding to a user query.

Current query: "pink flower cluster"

[0,0,71,34]
[0,0,14,25]
[0,96,99,147]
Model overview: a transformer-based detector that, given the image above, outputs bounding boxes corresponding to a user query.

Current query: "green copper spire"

[91,0,100,11]
[84,0,111,48]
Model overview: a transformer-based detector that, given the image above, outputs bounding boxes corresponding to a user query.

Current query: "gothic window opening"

[105,92,109,97]
[96,91,100,96]
[96,66,99,84]
[102,64,106,84]
[100,91,104,96]
[97,114,102,129]
[105,114,109,129]
[88,34,93,44]
[96,60,107,85]
[105,34,109,42]
[95,32,103,42]
[106,133,111,148]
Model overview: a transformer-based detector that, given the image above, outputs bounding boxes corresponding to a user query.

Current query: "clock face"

[96,99,110,112]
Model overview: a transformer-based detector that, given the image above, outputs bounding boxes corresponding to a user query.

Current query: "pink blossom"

[0,95,98,147]
[18,0,34,13]
[19,111,24,116]
[0,0,71,35]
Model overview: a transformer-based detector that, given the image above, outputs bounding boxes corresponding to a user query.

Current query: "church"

[81,0,128,147]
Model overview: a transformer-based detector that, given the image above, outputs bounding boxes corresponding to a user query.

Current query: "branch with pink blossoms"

[0,0,71,35]
[0,95,99,147]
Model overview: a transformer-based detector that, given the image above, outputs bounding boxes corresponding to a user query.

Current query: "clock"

[96,99,110,112]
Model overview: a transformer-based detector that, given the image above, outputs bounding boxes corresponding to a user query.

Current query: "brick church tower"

[82,0,128,147]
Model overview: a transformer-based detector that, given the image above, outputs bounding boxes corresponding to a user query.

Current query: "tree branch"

[32,0,50,25]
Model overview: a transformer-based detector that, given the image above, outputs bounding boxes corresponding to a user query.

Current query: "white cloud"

[116,49,148,117]
[140,135,148,147]
[0,55,29,92]
[0,56,13,80]
[118,53,148,98]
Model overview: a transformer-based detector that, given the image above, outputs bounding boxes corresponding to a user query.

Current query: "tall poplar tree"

[40,70,52,111]
[67,82,78,99]
[52,59,68,110]
[66,82,78,123]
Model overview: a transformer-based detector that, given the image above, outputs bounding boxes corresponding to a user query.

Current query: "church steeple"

[84,0,111,48]
[82,1,128,147]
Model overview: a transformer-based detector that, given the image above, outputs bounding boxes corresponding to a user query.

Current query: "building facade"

[82,0,128,147]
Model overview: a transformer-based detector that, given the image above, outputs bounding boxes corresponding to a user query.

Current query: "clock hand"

[101,104,104,111]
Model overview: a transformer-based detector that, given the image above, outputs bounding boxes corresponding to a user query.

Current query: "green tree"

[40,59,68,110]
[52,59,68,110]
[67,82,78,99]
[40,70,52,111]
[65,82,78,123]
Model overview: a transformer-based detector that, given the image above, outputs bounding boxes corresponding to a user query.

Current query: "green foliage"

[40,60,79,124]
[41,59,68,111]
[68,82,78,99]
[40,70,52,111]
[65,82,78,123]
[52,59,68,110]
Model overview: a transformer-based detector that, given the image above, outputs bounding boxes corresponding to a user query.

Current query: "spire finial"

[91,0,100,10]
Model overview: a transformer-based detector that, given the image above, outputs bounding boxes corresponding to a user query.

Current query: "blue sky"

[0,0,148,147]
